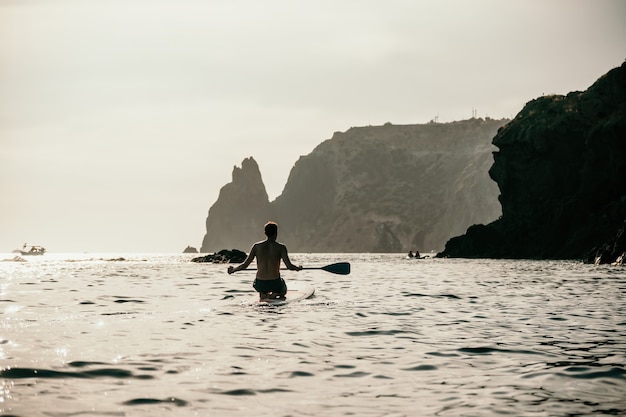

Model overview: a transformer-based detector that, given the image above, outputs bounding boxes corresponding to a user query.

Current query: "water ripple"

[1,254,624,417]
[123,397,188,406]
[0,367,153,380]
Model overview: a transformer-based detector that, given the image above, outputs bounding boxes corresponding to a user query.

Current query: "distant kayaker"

[228,221,302,301]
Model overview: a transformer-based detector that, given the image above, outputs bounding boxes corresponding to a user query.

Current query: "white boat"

[20,245,46,256]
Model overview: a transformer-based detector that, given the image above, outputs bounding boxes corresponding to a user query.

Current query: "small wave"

[123,397,188,406]
[458,346,546,356]
[375,393,412,398]
[68,361,109,367]
[101,312,140,316]
[220,388,256,396]
[380,311,414,316]
[216,388,292,396]
[286,370,314,377]
[334,371,370,378]
[0,367,153,380]
[426,351,460,357]
[558,366,626,380]
[403,292,461,299]
[1,256,27,262]
[402,365,438,371]
[346,329,408,336]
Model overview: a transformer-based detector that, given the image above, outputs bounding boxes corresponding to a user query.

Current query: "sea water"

[1,253,625,417]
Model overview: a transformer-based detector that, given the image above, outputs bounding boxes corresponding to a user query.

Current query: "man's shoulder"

[253,239,281,248]
[266,240,287,250]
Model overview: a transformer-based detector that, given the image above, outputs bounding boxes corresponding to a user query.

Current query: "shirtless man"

[227,221,302,300]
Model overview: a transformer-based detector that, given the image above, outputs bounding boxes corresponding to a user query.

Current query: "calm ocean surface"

[1,253,625,417]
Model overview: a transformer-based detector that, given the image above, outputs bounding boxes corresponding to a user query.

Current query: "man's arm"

[228,245,256,274]
[281,245,302,271]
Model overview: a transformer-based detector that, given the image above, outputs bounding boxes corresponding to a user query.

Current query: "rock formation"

[192,249,247,264]
[183,246,198,254]
[439,62,626,263]
[200,119,508,253]
[200,157,272,253]
[271,119,507,252]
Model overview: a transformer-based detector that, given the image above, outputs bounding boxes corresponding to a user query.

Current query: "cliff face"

[200,157,272,253]
[439,62,626,262]
[272,119,507,252]
[201,119,508,253]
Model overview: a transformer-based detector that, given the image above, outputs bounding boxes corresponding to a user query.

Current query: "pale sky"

[1,0,624,253]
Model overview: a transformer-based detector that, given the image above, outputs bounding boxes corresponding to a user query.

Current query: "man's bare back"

[228,237,300,279]
[227,222,302,299]
[252,239,289,280]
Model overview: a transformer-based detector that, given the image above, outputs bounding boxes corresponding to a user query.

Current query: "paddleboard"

[249,286,315,306]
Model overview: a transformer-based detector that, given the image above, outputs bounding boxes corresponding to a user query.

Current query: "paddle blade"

[321,262,351,275]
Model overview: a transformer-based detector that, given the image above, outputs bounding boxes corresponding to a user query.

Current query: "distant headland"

[200,118,508,253]
[198,62,625,264]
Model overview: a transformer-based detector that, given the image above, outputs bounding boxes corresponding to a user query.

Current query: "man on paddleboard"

[227,221,302,300]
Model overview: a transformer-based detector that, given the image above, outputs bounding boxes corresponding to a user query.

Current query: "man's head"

[264,221,278,238]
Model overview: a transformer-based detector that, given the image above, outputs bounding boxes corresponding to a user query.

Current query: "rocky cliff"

[439,62,626,263]
[201,118,508,253]
[201,157,272,252]
[272,119,508,252]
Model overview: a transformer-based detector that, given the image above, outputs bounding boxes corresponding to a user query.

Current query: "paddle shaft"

[243,267,333,271]
[235,262,350,275]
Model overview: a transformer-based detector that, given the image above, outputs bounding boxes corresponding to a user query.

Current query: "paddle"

[303,262,350,275]
[243,262,350,275]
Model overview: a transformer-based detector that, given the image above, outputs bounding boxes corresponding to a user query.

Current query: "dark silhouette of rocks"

[590,220,626,265]
[200,119,508,253]
[200,157,272,253]
[192,249,247,263]
[439,62,626,264]
[183,246,198,254]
